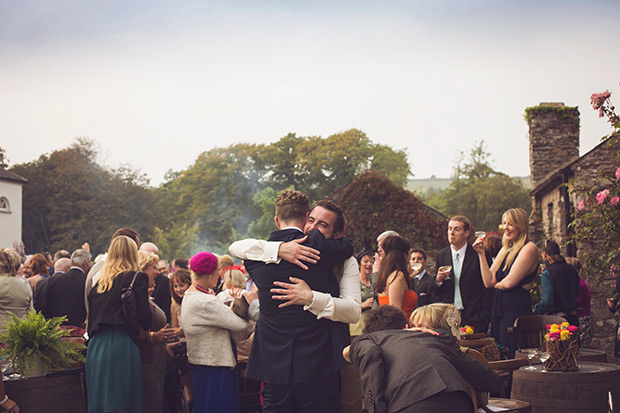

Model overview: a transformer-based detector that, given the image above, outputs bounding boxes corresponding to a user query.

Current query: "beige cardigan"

[181,290,253,368]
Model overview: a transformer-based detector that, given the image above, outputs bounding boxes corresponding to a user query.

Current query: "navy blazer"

[245,228,354,384]
[433,244,493,333]
[42,268,87,326]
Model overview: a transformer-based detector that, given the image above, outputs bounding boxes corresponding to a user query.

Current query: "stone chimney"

[526,103,580,188]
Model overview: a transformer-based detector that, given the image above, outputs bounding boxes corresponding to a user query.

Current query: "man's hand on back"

[271,277,313,307]
[278,236,320,270]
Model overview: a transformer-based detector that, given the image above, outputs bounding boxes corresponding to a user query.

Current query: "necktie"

[453,253,463,310]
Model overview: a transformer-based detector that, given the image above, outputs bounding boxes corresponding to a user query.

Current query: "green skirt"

[86,326,143,413]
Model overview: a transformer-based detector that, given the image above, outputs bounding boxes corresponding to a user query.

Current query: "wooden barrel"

[4,369,86,413]
[512,362,620,412]
[580,349,607,363]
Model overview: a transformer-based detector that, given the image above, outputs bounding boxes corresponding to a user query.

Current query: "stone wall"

[527,103,580,188]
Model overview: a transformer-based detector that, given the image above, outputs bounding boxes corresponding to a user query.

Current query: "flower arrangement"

[543,322,580,371]
[460,325,474,335]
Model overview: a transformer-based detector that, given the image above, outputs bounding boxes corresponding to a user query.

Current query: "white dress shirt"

[229,238,361,324]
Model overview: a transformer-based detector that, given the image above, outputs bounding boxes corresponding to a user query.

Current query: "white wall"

[0,180,23,249]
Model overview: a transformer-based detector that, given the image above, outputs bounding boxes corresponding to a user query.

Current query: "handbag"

[121,271,141,334]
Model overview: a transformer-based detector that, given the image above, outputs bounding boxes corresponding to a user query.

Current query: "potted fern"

[0,312,85,378]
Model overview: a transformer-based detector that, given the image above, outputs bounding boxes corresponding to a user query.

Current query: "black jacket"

[42,268,87,326]
[245,228,353,384]
[87,271,152,344]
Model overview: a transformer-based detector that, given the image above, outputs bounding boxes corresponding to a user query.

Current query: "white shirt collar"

[451,243,467,260]
[281,226,304,233]
[414,269,427,280]
[69,266,85,274]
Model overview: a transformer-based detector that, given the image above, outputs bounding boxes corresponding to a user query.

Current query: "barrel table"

[580,349,607,363]
[3,369,86,413]
[511,362,620,412]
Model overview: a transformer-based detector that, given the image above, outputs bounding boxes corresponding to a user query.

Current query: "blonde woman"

[216,267,247,304]
[410,303,463,340]
[472,208,539,357]
[86,236,152,413]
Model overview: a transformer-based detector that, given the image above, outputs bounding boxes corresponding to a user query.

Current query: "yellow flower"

[549,324,560,332]
[465,326,474,335]
[561,322,570,330]
[560,330,570,340]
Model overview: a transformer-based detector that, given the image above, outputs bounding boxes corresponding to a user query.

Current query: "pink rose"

[548,331,561,341]
[597,189,610,204]
[577,200,585,210]
[616,167,620,179]
[611,196,619,206]
[567,325,578,333]
[591,90,612,110]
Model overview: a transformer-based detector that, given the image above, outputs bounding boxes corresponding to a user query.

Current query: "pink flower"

[567,325,578,333]
[597,189,610,204]
[611,196,619,206]
[616,167,620,179]
[577,200,585,210]
[548,331,561,341]
[591,90,612,110]
[600,108,605,118]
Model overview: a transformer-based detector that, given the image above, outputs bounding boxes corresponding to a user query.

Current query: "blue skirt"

[191,364,239,413]
[86,326,143,413]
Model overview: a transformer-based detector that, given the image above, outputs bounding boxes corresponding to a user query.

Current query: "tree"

[337,170,448,252]
[439,141,531,231]
[10,138,157,254]
[0,147,8,169]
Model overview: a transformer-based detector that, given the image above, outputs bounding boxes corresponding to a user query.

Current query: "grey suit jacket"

[350,329,500,413]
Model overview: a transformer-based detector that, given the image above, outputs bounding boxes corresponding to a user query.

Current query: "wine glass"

[537,350,550,371]
[475,231,486,240]
[438,265,452,280]
[519,348,538,371]
[411,263,422,271]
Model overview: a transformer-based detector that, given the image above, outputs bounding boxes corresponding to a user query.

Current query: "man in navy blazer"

[244,190,354,412]
[434,216,493,333]
[42,248,91,327]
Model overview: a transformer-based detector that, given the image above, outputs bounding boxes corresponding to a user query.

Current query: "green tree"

[10,138,156,254]
[440,141,531,231]
[337,170,448,252]
[0,147,8,169]
[247,187,281,239]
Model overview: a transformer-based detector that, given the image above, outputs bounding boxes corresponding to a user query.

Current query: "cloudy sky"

[1,0,619,185]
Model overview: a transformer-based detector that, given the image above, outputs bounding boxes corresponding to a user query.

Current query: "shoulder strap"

[129,271,140,288]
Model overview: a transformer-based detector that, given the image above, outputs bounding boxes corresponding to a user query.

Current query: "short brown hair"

[311,199,346,234]
[363,305,408,333]
[275,190,310,222]
[449,215,471,231]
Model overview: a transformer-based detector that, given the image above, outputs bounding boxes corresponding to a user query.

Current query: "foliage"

[151,222,200,262]
[156,130,411,253]
[0,312,85,377]
[10,138,157,255]
[568,87,620,282]
[524,105,580,128]
[337,170,448,252]
[439,141,531,231]
[248,187,282,240]
[0,146,8,169]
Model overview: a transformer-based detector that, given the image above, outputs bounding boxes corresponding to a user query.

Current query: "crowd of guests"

[0,191,597,412]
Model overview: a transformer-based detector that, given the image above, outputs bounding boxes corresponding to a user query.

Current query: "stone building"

[527,102,620,358]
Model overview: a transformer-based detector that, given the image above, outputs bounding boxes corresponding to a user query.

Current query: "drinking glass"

[519,348,538,371]
[537,350,550,371]
[411,263,422,271]
[475,231,486,240]
[438,265,452,280]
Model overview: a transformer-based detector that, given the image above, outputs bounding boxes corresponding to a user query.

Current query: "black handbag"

[121,271,141,334]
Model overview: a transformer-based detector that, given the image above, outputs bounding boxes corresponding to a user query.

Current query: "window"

[0,196,10,213]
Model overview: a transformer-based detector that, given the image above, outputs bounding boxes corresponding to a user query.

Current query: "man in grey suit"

[347,306,500,412]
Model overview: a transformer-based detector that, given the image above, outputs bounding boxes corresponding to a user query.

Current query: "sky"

[1,0,619,186]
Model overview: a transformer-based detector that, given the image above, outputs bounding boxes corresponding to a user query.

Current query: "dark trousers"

[409,390,473,413]
[262,372,340,413]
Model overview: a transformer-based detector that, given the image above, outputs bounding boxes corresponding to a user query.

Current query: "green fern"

[0,312,85,377]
